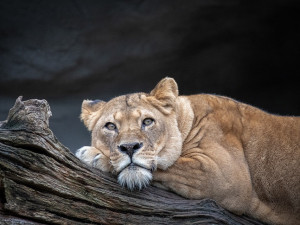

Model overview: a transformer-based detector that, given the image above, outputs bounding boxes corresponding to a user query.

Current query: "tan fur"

[76,78,300,225]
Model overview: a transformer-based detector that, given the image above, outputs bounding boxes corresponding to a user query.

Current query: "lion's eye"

[105,122,117,131]
[142,118,154,126]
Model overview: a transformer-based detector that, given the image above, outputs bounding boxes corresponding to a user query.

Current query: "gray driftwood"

[0,97,265,225]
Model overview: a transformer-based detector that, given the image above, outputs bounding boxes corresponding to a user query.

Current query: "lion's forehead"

[114,109,141,121]
[105,93,155,120]
[113,108,155,121]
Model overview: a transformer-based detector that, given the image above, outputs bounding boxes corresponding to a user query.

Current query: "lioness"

[76,77,300,225]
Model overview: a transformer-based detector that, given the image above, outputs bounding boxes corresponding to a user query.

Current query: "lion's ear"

[149,77,179,114]
[81,100,106,131]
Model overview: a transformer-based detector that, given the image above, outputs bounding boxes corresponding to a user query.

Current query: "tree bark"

[0,97,265,225]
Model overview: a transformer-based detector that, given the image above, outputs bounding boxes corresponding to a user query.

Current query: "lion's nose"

[118,142,143,158]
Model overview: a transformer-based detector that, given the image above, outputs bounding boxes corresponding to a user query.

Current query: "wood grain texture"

[0,97,265,224]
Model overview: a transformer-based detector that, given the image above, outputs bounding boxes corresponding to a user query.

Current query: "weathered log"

[0,97,265,225]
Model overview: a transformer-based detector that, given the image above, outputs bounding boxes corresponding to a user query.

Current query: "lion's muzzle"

[114,141,156,190]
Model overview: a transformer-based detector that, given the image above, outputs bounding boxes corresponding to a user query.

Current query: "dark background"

[1,0,299,152]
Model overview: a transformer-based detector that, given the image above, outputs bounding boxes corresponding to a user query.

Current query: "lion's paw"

[76,146,111,172]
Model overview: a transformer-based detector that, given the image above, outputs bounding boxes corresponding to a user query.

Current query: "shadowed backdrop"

[0,0,299,152]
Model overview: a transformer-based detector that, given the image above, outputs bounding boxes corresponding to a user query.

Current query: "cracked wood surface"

[0,97,265,224]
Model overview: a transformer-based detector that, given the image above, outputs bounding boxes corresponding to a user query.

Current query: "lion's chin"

[117,164,152,190]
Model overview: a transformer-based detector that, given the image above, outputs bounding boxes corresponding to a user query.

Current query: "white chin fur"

[117,166,152,190]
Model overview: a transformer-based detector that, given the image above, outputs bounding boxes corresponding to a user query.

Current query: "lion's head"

[81,78,183,190]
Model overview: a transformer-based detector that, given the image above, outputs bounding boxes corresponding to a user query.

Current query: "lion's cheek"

[110,153,131,173]
[156,133,183,170]
[156,156,172,170]
[93,139,110,157]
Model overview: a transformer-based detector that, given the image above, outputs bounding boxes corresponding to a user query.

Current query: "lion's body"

[77,78,300,225]
[155,94,300,225]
